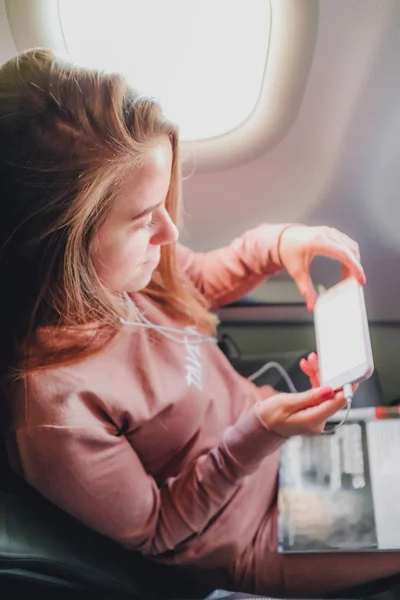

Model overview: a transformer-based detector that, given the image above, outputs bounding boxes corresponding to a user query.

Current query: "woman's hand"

[279,225,366,311]
[255,353,359,437]
[256,384,347,437]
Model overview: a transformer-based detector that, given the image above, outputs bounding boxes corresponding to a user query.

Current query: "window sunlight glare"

[59,0,271,141]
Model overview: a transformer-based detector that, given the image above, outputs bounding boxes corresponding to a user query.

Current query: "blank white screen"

[317,283,367,384]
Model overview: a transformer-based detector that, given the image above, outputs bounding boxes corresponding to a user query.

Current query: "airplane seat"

[0,435,208,600]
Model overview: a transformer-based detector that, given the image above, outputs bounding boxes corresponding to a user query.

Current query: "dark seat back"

[0,439,207,600]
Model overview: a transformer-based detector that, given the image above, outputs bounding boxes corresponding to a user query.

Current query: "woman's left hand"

[279,225,366,311]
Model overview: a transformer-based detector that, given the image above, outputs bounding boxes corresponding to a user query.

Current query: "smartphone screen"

[315,279,373,388]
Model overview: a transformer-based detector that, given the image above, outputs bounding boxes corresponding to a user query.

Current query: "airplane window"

[6,0,317,171]
[58,0,271,142]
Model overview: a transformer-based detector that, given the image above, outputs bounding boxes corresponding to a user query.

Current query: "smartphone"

[314,277,374,391]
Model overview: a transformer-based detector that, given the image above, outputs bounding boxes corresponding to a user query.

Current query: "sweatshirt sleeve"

[15,405,284,556]
[176,223,294,308]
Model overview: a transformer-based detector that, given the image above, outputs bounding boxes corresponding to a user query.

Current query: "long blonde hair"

[0,48,216,380]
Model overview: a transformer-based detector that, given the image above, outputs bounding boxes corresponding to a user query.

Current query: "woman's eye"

[141,215,155,230]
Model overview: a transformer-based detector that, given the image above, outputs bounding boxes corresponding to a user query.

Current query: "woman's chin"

[127,266,157,293]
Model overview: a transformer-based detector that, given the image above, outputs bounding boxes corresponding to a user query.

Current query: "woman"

[1,49,399,598]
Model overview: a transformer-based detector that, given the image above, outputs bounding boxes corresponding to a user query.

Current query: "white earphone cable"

[120,292,217,345]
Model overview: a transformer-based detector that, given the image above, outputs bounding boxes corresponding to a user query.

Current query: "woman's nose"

[151,209,179,246]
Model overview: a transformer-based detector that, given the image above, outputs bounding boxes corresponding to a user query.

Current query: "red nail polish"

[320,386,334,400]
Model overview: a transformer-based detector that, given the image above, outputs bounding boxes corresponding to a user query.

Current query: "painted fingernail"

[320,386,334,400]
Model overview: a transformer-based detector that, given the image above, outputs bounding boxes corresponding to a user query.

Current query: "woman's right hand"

[255,385,347,437]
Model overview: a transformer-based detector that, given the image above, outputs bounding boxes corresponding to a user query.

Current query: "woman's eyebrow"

[131,201,163,222]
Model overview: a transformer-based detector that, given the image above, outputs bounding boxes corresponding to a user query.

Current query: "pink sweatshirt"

[5,224,290,590]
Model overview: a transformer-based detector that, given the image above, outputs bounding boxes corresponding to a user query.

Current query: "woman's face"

[92,137,178,293]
